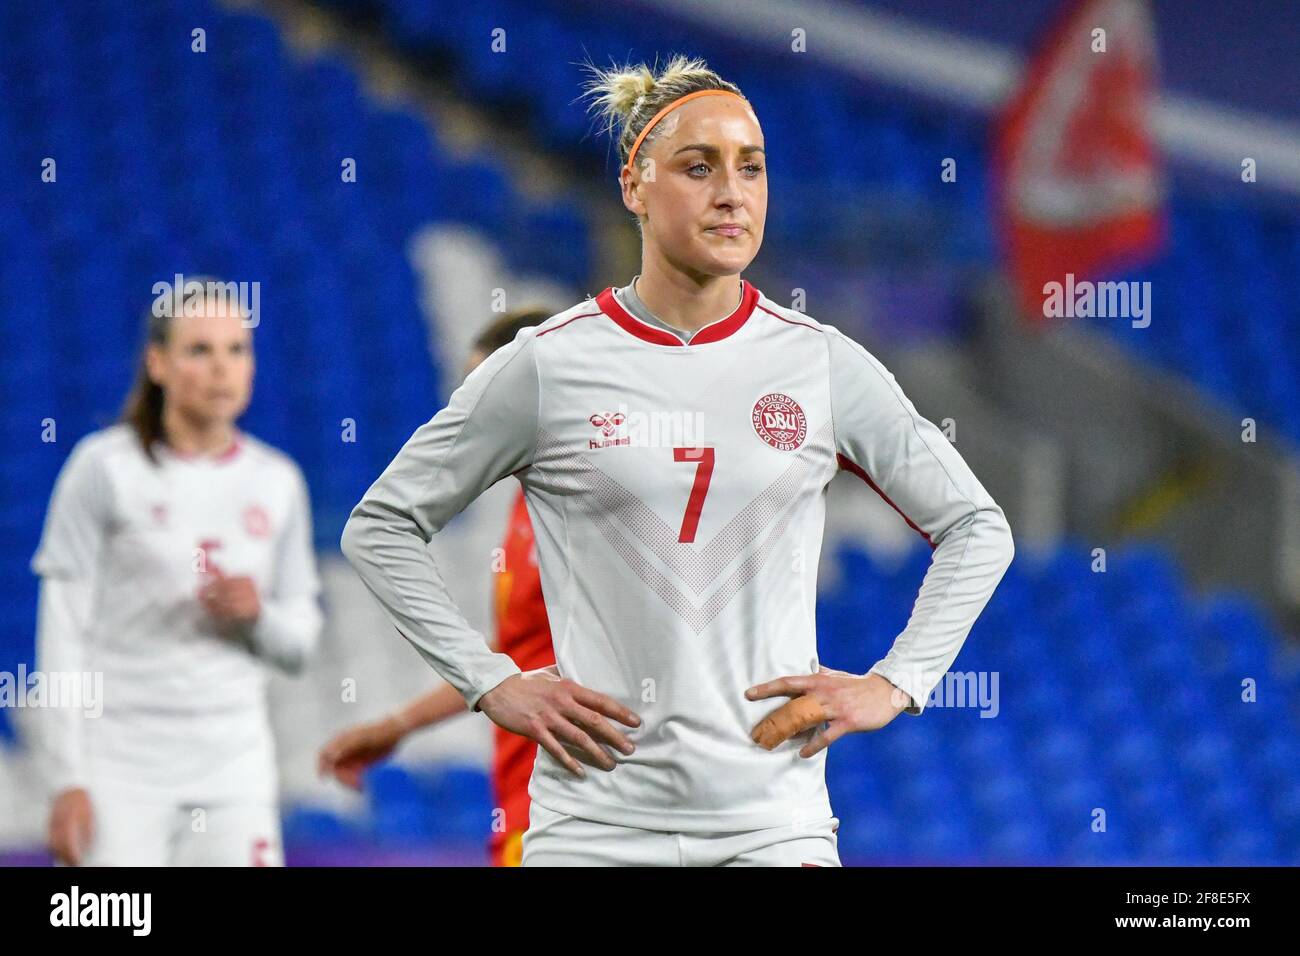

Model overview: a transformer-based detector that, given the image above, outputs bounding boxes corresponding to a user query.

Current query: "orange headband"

[623,88,748,175]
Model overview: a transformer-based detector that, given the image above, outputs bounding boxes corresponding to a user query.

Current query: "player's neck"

[633,265,743,337]
[161,406,237,458]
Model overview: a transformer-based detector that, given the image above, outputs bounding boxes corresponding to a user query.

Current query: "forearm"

[248,594,324,675]
[341,504,522,713]
[868,504,1014,713]
[35,578,91,795]
[390,682,472,732]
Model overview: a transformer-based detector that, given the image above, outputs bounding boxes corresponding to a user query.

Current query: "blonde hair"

[581,54,745,172]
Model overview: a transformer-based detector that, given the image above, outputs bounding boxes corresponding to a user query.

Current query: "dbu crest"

[751,393,807,451]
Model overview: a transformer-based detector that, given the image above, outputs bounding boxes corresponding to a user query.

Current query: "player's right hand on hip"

[478,668,640,778]
[48,787,94,866]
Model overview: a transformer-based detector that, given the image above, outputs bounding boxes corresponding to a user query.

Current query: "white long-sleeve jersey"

[30,423,323,800]
[341,279,1014,832]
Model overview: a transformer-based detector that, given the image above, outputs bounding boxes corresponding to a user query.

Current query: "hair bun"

[579,54,744,166]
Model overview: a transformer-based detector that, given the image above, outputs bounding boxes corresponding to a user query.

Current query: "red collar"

[595,280,759,346]
[157,431,244,464]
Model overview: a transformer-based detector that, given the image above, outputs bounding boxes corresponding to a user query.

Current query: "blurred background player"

[317,307,556,868]
[339,56,1014,867]
[32,280,323,866]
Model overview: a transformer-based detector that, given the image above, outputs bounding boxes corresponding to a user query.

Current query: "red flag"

[993,0,1166,320]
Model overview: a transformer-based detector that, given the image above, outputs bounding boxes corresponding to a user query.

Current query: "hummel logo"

[588,411,629,450]
[589,412,626,437]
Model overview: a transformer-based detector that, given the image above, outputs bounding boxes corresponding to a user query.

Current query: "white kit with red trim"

[343,278,1014,833]
[31,423,322,804]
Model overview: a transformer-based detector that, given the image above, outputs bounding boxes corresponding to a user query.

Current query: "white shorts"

[521,800,841,867]
[79,788,283,867]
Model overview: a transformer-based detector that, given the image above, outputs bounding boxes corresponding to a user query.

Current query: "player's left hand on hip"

[746,667,912,757]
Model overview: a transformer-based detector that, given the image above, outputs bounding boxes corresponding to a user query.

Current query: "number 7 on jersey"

[673,447,714,543]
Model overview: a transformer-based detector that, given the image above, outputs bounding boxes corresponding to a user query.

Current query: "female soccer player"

[341,56,1015,866]
[318,308,556,868]
[33,279,323,866]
